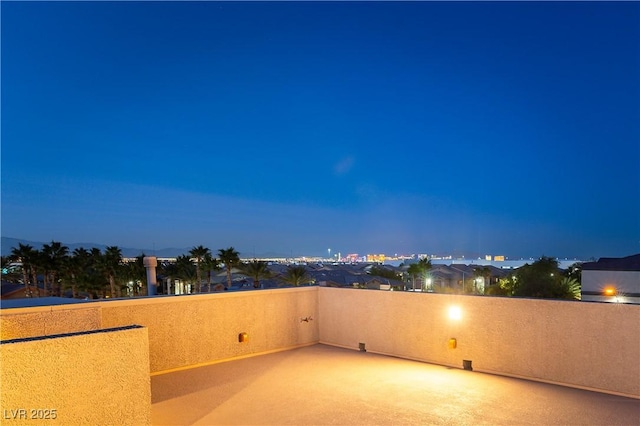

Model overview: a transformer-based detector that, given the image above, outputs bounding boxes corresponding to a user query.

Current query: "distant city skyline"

[0,236,603,263]
[2,2,639,260]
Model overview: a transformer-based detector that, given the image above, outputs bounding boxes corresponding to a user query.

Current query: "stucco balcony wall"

[1,285,638,406]
[0,304,101,340]
[0,325,150,425]
[318,287,640,398]
[98,287,319,373]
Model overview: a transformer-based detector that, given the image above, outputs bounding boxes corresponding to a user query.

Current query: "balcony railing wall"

[319,287,640,398]
[2,284,638,417]
[99,287,319,373]
[1,325,150,425]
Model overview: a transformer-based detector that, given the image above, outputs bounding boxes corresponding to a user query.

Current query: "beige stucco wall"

[2,287,637,401]
[99,287,319,373]
[318,287,640,398]
[0,304,101,340]
[0,325,150,425]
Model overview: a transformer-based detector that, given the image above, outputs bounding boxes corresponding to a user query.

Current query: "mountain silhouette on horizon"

[2,236,195,258]
[1,236,289,259]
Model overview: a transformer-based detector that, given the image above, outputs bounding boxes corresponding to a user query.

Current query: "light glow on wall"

[448,306,462,321]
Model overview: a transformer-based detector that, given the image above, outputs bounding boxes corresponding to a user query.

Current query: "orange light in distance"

[604,287,617,296]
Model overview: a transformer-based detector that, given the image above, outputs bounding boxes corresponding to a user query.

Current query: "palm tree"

[218,247,240,289]
[10,243,38,297]
[87,248,103,298]
[174,254,197,293]
[240,260,272,289]
[476,266,491,294]
[30,250,43,296]
[417,258,432,291]
[407,263,422,291]
[559,277,581,300]
[87,248,108,298]
[159,258,176,294]
[103,246,123,298]
[41,241,69,297]
[67,247,92,298]
[280,265,312,287]
[201,253,220,292]
[473,266,491,294]
[155,259,171,294]
[189,245,211,293]
[122,255,147,296]
[482,266,492,289]
[566,262,582,282]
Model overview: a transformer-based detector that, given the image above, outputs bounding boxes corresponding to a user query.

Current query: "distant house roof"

[582,254,640,272]
[1,281,25,297]
[309,269,365,286]
[365,277,404,288]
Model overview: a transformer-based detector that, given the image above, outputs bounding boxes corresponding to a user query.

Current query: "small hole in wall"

[359,342,366,352]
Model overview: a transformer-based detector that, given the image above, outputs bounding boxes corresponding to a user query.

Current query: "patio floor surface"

[151,344,639,425]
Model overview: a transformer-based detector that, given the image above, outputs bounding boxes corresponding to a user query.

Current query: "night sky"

[2,1,639,259]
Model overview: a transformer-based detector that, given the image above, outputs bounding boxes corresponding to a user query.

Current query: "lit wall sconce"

[603,286,617,296]
[448,306,462,321]
[448,338,457,349]
[238,332,248,343]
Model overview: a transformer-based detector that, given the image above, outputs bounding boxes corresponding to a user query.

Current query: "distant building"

[581,254,640,304]
[344,254,359,263]
[431,257,582,270]
[367,254,386,263]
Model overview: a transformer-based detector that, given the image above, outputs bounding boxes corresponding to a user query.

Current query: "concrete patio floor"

[151,344,639,425]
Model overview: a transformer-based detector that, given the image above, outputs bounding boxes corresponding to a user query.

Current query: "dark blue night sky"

[2,2,639,259]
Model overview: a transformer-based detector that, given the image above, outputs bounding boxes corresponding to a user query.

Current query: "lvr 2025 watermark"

[3,408,57,420]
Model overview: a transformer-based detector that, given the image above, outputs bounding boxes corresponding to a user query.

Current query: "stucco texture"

[2,285,637,407]
[0,326,150,425]
[99,287,319,373]
[0,305,101,340]
[318,287,640,398]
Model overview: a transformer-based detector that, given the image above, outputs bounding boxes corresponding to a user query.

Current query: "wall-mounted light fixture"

[448,306,462,321]
[604,286,617,296]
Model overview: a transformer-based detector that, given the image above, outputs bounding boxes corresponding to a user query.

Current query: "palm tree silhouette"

[218,247,240,289]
